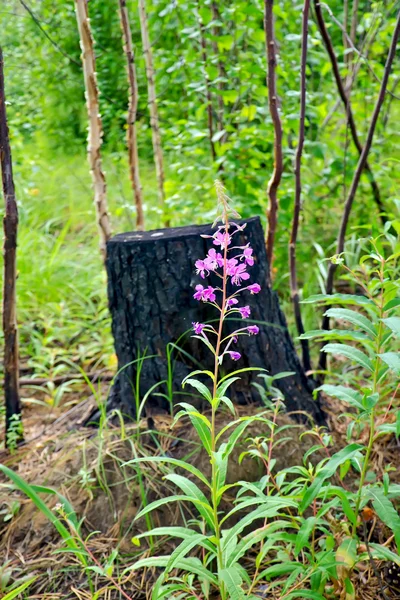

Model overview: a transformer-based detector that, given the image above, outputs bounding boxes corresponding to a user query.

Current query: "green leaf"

[294,517,317,556]
[367,543,400,565]
[217,376,240,399]
[166,534,213,573]
[382,317,400,338]
[299,329,369,342]
[299,444,363,513]
[219,567,245,600]
[379,352,400,375]
[323,344,373,372]
[318,385,364,410]
[123,555,218,584]
[324,308,377,337]
[302,294,374,307]
[368,489,400,552]
[164,474,214,527]
[2,578,37,600]
[123,456,210,488]
[177,402,212,454]
[182,379,212,403]
[384,298,400,312]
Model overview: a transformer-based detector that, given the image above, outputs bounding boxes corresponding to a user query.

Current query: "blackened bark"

[0,48,21,440]
[106,217,324,423]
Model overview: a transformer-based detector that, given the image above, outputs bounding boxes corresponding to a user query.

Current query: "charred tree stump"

[106,217,324,422]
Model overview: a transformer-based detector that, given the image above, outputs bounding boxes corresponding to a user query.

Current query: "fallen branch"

[319,9,400,372]
[264,0,283,268]
[289,0,312,374]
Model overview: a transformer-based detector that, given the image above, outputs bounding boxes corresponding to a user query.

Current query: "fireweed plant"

[124,183,293,599]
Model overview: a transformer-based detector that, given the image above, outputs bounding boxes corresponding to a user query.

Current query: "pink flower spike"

[239,305,251,319]
[230,263,250,286]
[247,283,261,294]
[192,322,206,335]
[228,351,241,361]
[247,325,259,335]
[213,231,231,249]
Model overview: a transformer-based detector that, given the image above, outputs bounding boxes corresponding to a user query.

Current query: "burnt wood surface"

[105,217,324,422]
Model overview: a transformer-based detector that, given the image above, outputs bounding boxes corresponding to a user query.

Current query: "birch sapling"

[74,0,112,258]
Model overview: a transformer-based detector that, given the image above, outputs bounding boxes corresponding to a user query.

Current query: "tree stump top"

[108,217,261,246]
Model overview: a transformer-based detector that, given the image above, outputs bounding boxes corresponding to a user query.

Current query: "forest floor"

[0,378,399,599]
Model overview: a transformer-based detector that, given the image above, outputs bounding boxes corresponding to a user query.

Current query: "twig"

[314,0,387,223]
[289,0,312,373]
[319,10,400,372]
[19,0,80,67]
[0,48,21,443]
[264,0,283,269]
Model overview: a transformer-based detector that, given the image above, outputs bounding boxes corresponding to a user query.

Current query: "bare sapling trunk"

[118,0,145,230]
[289,0,312,374]
[264,0,283,268]
[314,0,386,223]
[0,48,21,443]
[138,0,168,226]
[319,10,400,372]
[197,3,216,162]
[74,0,111,258]
[211,2,225,139]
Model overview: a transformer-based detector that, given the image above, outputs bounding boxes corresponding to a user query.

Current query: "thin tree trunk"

[197,2,216,162]
[74,0,112,258]
[314,0,386,223]
[350,0,359,47]
[211,1,225,138]
[138,0,168,225]
[0,48,21,442]
[264,0,283,268]
[289,0,312,374]
[319,10,400,372]
[118,0,145,231]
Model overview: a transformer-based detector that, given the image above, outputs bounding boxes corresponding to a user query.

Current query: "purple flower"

[226,258,238,275]
[213,231,231,249]
[193,285,216,302]
[247,283,261,294]
[228,351,241,361]
[203,286,216,302]
[192,322,206,335]
[226,298,239,308]
[205,248,224,270]
[239,305,251,319]
[230,263,250,286]
[195,259,208,279]
[247,325,259,335]
[193,284,205,301]
[243,246,254,266]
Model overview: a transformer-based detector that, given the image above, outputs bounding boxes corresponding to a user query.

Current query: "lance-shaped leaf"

[322,344,373,372]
